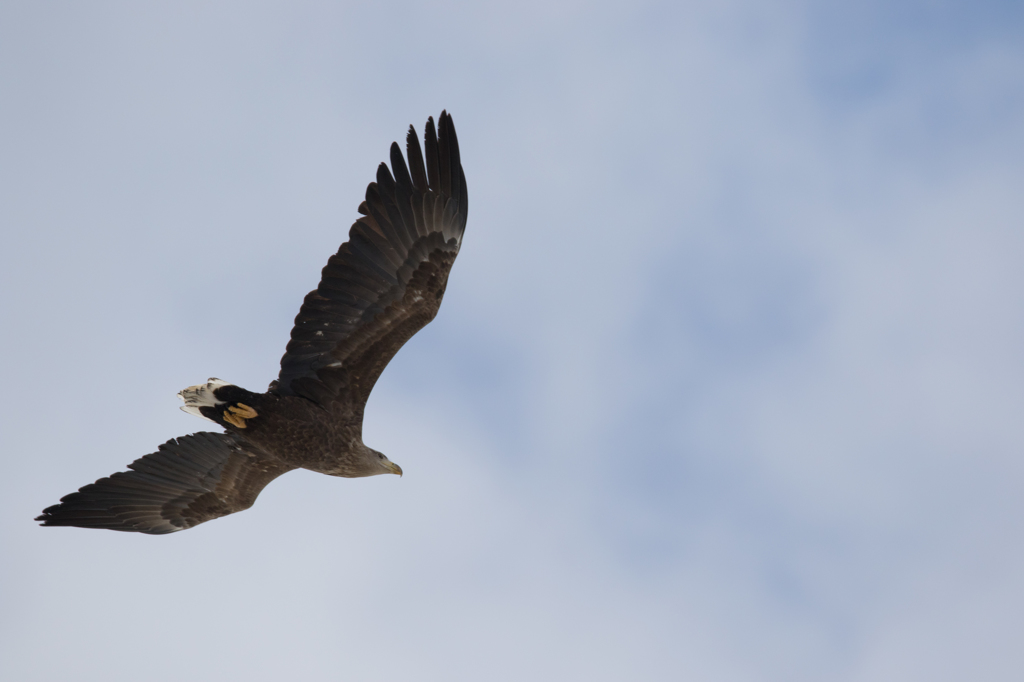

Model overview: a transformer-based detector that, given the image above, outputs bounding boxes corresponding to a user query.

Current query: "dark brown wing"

[274,111,468,407]
[36,432,295,534]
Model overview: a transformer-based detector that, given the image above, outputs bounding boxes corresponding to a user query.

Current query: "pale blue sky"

[2,2,1023,680]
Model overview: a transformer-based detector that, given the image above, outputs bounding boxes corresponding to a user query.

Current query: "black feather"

[275,113,467,401]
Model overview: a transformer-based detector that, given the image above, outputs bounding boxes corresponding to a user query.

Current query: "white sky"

[2,2,1023,680]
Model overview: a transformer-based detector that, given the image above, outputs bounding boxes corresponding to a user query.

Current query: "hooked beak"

[385,461,403,477]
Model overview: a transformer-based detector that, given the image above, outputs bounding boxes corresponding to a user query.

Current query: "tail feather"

[178,378,230,422]
[178,379,263,430]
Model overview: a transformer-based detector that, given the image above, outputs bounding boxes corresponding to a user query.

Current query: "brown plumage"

[36,112,467,534]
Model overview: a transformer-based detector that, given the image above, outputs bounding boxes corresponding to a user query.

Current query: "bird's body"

[179,380,367,477]
[36,112,466,534]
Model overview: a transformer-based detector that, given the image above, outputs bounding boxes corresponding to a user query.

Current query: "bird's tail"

[178,378,261,430]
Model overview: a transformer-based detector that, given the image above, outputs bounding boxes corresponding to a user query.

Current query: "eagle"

[36,112,467,534]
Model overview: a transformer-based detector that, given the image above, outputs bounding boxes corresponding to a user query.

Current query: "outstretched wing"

[36,432,295,534]
[274,111,467,407]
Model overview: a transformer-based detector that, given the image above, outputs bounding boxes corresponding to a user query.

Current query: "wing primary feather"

[375,161,398,196]
[351,218,405,271]
[441,197,459,242]
[458,166,469,223]
[424,116,440,194]
[445,114,462,208]
[420,193,436,234]
[390,175,419,244]
[390,142,414,192]
[345,227,400,272]
[438,111,453,198]
[406,124,428,191]
[369,168,415,251]
[432,192,445,238]
[361,187,411,264]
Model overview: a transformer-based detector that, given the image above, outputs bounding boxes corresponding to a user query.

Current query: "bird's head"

[371,448,403,477]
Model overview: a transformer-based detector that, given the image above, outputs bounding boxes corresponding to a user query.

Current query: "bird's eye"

[378,453,384,459]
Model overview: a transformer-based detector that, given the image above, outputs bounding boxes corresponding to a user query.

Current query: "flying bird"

[36,112,467,534]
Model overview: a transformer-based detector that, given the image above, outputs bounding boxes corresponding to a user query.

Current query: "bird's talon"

[227,403,258,419]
